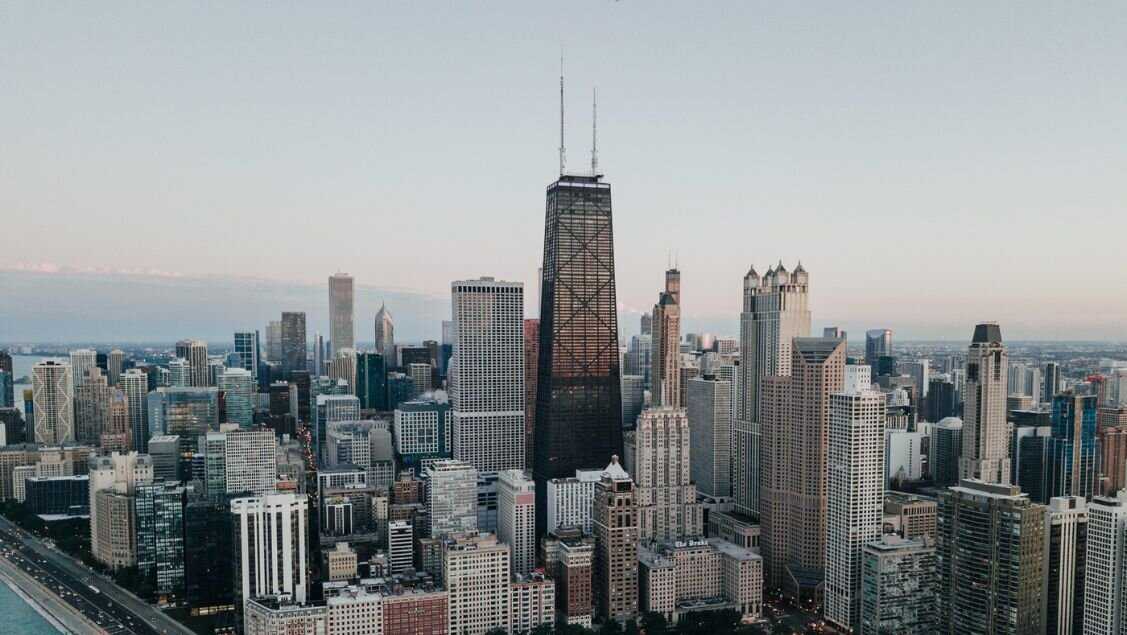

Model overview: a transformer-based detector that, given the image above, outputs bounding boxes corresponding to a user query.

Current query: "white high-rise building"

[497,469,536,576]
[232,493,309,608]
[120,368,149,451]
[450,278,525,472]
[734,262,810,517]
[425,459,478,537]
[686,376,732,498]
[442,532,511,635]
[825,364,886,632]
[328,273,355,356]
[545,468,603,534]
[218,367,255,429]
[627,407,702,541]
[207,428,277,497]
[959,323,1011,485]
[1084,491,1127,635]
[69,349,97,388]
[32,360,74,445]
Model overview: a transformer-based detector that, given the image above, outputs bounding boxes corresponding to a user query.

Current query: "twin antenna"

[558,53,599,177]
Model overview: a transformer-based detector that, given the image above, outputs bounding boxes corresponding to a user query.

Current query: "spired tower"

[534,171,622,524]
[733,262,811,519]
[535,72,622,533]
[650,268,682,408]
[959,323,1011,485]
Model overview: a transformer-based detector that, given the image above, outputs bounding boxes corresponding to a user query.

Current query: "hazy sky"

[2,4,1126,340]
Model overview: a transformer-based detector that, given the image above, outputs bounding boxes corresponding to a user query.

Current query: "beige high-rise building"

[442,532,512,635]
[32,360,74,445]
[734,262,810,518]
[75,367,112,446]
[651,268,681,408]
[592,457,638,622]
[959,323,1011,485]
[88,452,154,569]
[328,273,355,356]
[497,469,536,577]
[627,407,702,541]
[760,336,844,600]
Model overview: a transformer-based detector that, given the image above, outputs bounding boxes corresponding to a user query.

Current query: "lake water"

[9,355,59,420]
[0,576,60,633]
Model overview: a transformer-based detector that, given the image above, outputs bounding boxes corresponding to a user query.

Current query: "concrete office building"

[545,468,603,535]
[442,532,511,635]
[450,277,525,472]
[329,273,355,356]
[687,376,732,498]
[497,469,536,577]
[424,459,477,538]
[205,427,277,498]
[760,337,844,600]
[88,452,154,569]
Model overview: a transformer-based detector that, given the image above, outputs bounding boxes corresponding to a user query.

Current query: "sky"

[2,3,1126,341]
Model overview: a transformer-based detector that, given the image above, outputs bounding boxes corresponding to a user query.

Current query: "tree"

[599,619,624,635]
[624,619,639,635]
[640,612,669,635]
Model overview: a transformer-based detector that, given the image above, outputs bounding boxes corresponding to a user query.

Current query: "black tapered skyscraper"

[534,172,622,530]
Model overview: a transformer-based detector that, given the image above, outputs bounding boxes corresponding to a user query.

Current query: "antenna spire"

[559,51,566,176]
[591,87,599,175]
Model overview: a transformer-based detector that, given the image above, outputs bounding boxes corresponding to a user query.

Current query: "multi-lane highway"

[0,515,193,635]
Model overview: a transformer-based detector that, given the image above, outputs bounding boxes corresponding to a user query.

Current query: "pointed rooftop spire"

[591,86,598,175]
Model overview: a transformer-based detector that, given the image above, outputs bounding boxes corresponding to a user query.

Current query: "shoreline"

[0,561,69,633]
[0,555,100,634]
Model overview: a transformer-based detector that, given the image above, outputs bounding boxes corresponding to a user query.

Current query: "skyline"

[2,266,1126,344]
[3,4,1127,341]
